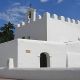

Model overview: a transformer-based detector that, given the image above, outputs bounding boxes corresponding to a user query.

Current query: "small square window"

[26,50,31,53]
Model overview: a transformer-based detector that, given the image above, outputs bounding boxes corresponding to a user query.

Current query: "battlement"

[35,11,80,24]
[42,12,80,24]
[17,21,26,28]
[17,8,80,27]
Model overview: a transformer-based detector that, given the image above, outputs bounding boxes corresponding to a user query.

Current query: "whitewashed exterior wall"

[18,39,66,68]
[47,15,80,42]
[0,39,80,68]
[15,18,47,41]
[15,12,80,43]
[0,40,18,67]
[67,42,80,68]
[17,39,80,68]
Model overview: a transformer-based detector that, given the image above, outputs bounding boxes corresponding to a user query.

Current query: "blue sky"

[0,0,80,26]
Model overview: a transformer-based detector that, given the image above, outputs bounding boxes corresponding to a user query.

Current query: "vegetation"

[0,22,15,43]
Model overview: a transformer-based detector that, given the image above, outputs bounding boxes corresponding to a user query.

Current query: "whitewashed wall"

[15,18,47,41]
[18,39,66,68]
[67,42,80,68]
[47,14,80,42]
[0,39,80,68]
[18,39,80,68]
[0,40,18,67]
[15,13,80,43]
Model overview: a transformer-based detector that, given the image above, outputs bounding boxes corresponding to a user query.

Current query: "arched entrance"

[40,52,50,68]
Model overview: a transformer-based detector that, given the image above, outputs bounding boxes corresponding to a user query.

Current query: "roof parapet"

[50,13,79,24]
[60,16,65,21]
[17,24,21,27]
[21,21,25,26]
[75,20,78,24]
[18,8,80,25]
[53,14,58,19]
[72,19,75,23]
[36,15,42,20]
[43,12,50,19]
[67,18,71,23]
[78,20,80,24]
[51,14,54,18]
[51,14,65,21]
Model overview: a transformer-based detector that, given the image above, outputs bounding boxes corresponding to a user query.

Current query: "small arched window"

[29,11,31,18]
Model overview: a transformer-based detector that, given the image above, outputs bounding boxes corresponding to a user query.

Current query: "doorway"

[40,52,50,68]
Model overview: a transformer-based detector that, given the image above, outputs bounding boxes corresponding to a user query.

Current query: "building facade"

[0,7,80,69]
[15,7,80,42]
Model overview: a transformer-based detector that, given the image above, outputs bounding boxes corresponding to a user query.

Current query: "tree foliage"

[0,22,15,43]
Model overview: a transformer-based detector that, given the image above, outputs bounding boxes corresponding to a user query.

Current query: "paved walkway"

[0,78,12,80]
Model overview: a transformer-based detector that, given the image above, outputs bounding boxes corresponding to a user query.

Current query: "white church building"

[0,7,80,69]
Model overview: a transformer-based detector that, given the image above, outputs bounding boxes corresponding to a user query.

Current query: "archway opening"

[40,53,50,68]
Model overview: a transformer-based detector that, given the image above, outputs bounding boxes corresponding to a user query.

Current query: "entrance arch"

[40,52,50,68]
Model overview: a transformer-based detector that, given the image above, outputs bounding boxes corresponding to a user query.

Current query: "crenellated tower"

[15,7,80,42]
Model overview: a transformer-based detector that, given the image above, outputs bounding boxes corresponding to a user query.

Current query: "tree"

[0,22,15,43]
